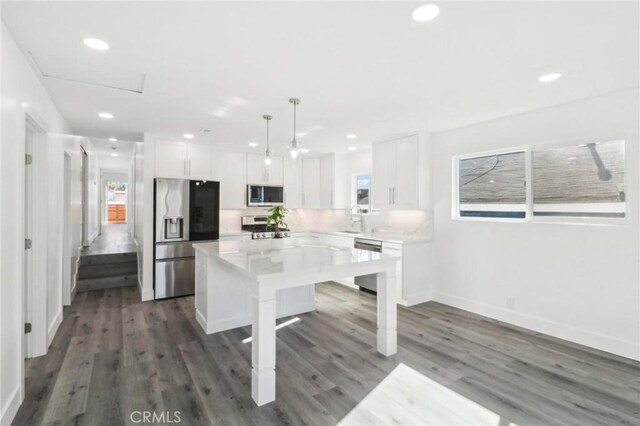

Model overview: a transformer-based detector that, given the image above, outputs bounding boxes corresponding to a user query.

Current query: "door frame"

[100,169,129,226]
[62,152,73,305]
[23,114,48,359]
[81,146,89,246]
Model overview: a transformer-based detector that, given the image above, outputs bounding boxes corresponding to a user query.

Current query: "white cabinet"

[155,140,188,178]
[246,153,283,185]
[302,158,321,208]
[283,157,303,208]
[372,135,419,209]
[320,155,334,208]
[216,151,246,209]
[187,143,214,180]
[155,140,214,180]
[301,155,335,209]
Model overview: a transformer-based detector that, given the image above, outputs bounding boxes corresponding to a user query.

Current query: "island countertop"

[193,237,400,282]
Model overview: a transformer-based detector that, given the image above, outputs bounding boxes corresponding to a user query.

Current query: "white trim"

[47,310,62,346]
[533,202,625,213]
[434,291,640,361]
[0,385,21,426]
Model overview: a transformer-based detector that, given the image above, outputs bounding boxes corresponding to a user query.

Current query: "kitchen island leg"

[376,268,397,356]
[251,291,277,406]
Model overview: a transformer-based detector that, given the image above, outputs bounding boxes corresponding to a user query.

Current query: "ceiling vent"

[28,50,145,94]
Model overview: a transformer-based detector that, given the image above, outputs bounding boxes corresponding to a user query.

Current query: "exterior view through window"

[533,140,625,217]
[354,173,370,212]
[458,151,526,218]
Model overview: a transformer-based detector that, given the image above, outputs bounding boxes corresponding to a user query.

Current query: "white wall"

[132,142,148,299]
[0,21,73,425]
[430,88,640,360]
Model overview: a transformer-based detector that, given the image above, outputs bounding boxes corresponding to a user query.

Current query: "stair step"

[77,261,138,279]
[77,274,138,292]
[79,252,137,266]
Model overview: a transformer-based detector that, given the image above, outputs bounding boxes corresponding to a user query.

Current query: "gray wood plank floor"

[13,283,640,426]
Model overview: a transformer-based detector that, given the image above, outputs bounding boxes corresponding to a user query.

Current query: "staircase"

[77,252,138,292]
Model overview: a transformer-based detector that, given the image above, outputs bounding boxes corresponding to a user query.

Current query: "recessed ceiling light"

[299,148,309,153]
[98,112,114,119]
[111,153,119,157]
[348,146,357,151]
[412,4,440,22]
[108,137,117,142]
[183,133,194,139]
[538,72,562,83]
[248,142,258,147]
[83,37,109,51]
[346,134,357,140]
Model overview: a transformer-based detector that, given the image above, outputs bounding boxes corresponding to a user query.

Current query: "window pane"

[533,140,625,217]
[356,173,370,207]
[458,151,526,218]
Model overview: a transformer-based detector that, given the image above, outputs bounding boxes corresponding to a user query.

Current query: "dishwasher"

[354,238,383,294]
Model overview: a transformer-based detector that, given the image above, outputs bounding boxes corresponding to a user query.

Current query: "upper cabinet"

[216,151,246,209]
[372,134,419,209]
[283,157,303,208]
[246,153,283,186]
[155,140,188,178]
[155,140,213,180]
[302,157,321,208]
[320,155,334,208]
[301,155,335,209]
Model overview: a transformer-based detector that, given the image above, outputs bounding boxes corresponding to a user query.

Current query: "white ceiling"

[3,1,638,155]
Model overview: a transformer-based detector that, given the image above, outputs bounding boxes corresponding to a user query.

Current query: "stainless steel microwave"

[247,185,284,207]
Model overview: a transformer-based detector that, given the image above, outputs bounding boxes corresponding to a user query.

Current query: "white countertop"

[309,230,431,245]
[219,229,430,244]
[194,237,399,280]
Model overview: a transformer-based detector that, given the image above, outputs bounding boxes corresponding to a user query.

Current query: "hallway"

[82,223,136,256]
[78,224,138,292]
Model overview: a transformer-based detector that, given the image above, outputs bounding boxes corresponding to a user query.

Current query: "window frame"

[452,139,629,225]
[452,146,529,223]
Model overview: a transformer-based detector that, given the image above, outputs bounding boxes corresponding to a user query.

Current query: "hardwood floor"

[13,283,640,426]
[82,223,136,256]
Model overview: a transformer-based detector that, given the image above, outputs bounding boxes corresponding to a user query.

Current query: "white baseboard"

[434,291,640,361]
[0,385,21,426]
[47,310,63,346]
[404,290,433,307]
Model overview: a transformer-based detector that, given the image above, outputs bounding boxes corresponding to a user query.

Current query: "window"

[454,139,626,221]
[532,140,625,217]
[352,173,371,213]
[458,151,526,218]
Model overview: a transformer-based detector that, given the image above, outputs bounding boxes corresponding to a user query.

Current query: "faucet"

[350,205,364,232]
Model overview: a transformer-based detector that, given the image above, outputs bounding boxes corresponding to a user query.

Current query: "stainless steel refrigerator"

[154,178,219,299]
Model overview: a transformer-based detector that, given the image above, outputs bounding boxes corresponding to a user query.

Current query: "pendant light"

[288,98,301,159]
[263,114,272,166]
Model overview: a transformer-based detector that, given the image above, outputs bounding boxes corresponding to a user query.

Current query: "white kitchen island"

[193,237,399,406]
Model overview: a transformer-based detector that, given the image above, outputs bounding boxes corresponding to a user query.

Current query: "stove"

[241,215,290,240]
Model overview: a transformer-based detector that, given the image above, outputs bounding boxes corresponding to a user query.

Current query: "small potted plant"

[266,206,289,238]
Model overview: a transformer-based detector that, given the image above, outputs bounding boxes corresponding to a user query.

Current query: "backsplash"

[220,208,432,238]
